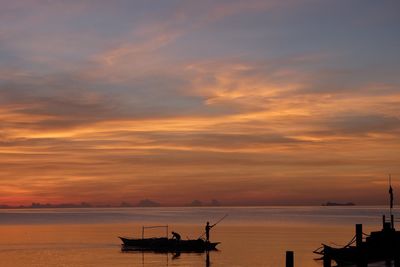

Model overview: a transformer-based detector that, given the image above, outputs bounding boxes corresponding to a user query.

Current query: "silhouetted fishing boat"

[314,175,400,266]
[119,236,219,252]
[119,221,224,252]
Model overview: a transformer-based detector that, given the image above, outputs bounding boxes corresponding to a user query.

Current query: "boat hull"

[320,229,400,265]
[119,237,219,252]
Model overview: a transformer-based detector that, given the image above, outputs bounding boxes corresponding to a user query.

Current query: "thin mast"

[389,174,393,215]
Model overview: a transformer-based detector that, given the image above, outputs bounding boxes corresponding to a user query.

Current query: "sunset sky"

[1,0,399,206]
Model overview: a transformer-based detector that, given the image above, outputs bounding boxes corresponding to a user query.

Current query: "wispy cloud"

[0,0,399,205]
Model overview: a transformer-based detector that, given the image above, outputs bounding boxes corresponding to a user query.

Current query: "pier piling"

[323,255,331,267]
[285,251,294,267]
[391,214,395,229]
[355,224,368,267]
[395,245,400,267]
[356,224,363,248]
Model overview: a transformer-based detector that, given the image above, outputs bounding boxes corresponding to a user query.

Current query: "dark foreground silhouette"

[315,176,400,266]
[315,219,400,266]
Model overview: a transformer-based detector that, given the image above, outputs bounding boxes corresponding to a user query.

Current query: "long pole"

[198,214,228,239]
[390,174,392,215]
[390,174,396,229]
[213,214,229,227]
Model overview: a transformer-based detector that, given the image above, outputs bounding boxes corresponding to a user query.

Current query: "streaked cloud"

[0,0,399,206]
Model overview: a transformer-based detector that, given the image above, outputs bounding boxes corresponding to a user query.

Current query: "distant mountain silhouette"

[137,199,160,207]
[322,201,355,206]
[120,202,133,207]
[25,202,92,208]
[187,199,222,207]
[188,200,203,207]
[210,199,221,206]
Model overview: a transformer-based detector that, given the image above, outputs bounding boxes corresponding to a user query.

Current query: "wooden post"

[356,244,367,267]
[355,224,367,266]
[356,224,363,248]
[382,215,386,228]
[391,214,394,229]
[285,251,294,267]
[395,252,400,267]
[395,241,400,267]
[356,260,367,267]
[323,255,331,267]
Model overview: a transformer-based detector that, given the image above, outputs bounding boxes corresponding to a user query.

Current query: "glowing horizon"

[1,0,400,206]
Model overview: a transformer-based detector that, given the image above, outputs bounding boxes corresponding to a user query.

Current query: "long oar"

[198,214,228,239]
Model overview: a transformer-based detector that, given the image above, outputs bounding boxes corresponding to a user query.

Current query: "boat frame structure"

[119,225,220,253]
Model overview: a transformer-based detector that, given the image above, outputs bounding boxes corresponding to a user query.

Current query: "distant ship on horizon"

[322,201,355,206]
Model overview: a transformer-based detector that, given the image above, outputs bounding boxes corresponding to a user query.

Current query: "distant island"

[0,198,223,209]
[322,202,355,206]
[0,202,93,209]
[186,199,221,207]
[0,199,362,209]
[137,199,161,207]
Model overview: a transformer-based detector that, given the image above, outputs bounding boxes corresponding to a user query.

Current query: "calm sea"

[0,206,398,267]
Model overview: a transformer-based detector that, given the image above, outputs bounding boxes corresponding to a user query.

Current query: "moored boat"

[314,175,400,265]
[315,220,400,265]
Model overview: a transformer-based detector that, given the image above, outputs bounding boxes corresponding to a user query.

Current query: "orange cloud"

[1,1,400,206]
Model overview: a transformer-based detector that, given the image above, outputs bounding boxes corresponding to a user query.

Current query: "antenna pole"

[390,174,393,215]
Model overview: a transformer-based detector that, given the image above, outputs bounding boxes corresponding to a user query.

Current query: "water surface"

[0,206,398,266]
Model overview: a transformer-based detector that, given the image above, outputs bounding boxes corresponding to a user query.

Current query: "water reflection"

[2,207,398,266]
[172,251,180,260]
[206,251,211,267]
[123,250,215,267]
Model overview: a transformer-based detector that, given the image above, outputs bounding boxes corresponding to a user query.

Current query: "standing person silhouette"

[205,221,216,242]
